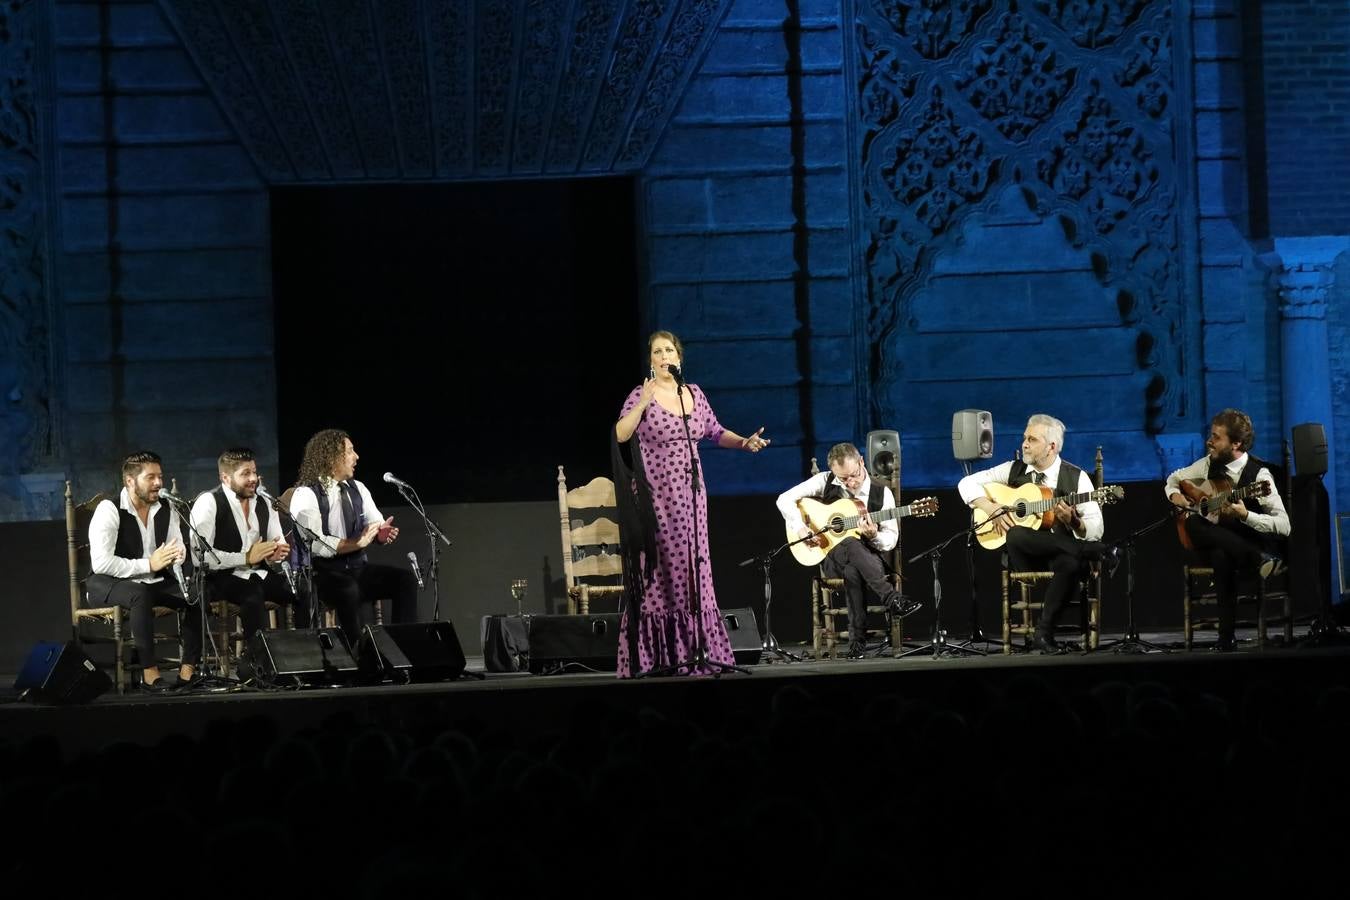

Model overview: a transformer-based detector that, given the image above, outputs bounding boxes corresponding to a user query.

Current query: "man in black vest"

[86,450,202,691]
[287,429,418,643]
[776,442,921,659]
[189,448,302,652]
[1166,409,1291,651]
[958,414,1106,654]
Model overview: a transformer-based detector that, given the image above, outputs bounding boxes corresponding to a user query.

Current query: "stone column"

[1274,236,1347,607]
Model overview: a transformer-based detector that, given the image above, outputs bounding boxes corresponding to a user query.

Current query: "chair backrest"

[557,466,622,593]
[66,481,110,622]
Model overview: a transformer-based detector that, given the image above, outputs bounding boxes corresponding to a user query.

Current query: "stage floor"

[6,624,1350,759]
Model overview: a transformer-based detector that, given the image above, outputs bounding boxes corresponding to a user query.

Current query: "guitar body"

[1174,477,1246,550]
[789,496,868,566]
[971,482,1055,551]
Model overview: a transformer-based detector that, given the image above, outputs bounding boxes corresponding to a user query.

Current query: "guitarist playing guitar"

[1166,409,1290,652]
[958,414,1110,654]
[776,443,924,659]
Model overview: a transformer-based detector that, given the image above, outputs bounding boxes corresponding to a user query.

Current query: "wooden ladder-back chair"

[66,480,182,693]
[1001,447,1106,653]
[1181,442,1294,649]
[558,466,623,615]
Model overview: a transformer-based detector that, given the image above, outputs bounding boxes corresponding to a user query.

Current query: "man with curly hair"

[287,429,418,641]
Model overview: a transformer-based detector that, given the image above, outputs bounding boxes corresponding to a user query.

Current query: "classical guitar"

[1173,478,1272,550]
[789,495,938,566]
[971,482,1124,551]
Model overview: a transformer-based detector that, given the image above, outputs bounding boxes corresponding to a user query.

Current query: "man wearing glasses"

[776,442,920,658]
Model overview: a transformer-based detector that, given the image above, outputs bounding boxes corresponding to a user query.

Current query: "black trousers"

[205,571,304,642]
[85,574,202,668]
[821,537,901,644]
[311,562,418,643]
[1184,516,1266,638]
[1005,528,1103,637]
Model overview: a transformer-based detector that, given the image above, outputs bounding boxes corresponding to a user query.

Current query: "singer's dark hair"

[295,428,351,487]
[217,447,256,474]
[1212,408,1255,452]
[648,330,684,361]
[121,450,162,482]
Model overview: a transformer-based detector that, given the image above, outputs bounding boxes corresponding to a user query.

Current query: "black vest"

[1233,455,1269,516]
[209,486,271,568]
[113,501,172,561]
[312,480,367,570]
[1008,459,1084,537]
[820,473,886,512]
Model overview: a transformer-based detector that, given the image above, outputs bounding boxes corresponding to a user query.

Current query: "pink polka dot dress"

[616,384,736,677]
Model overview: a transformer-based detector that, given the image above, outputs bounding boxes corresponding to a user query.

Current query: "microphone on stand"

[158,487,191,508]
[279,559,299,595]
[407,552,425,590]
[383,472,414,490]
[667,364,685,386]
[171,558,193,605]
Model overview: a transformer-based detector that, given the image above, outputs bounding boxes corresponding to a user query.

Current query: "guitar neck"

[1204,480,1267,510]
[841,503,918,530]
[1023,489,1098,515]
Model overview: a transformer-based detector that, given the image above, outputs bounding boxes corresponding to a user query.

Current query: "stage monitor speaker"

[1292,422,1328,476]
[865,430,900,481]
[358,621,466,683]
[14,641,112,704]
[250,628,358,686]
[952,409,994,460]
[526,613,620,674]
[721,608,762,666]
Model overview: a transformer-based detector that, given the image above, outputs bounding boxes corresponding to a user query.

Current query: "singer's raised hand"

[269,538,290,561]
[246,539,279,565]
[356,521,383,548]
[149,541,184,573]
[377,516,398,544]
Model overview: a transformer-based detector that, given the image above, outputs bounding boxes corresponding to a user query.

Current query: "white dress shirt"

[775,470,899,553]
[89,487,181,582]
[956,457,1104,541]
[1164,452,1290,536]
[287,478,384,557]
[190,489,285,579]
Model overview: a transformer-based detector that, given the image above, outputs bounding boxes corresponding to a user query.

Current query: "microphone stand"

[899,512,1011,659]
[738,532,825,663]
[269,493,325,630]
[392,481,451,622]
[639,374,748,678]
[1095,508,1173,654]
[160,492,239,690]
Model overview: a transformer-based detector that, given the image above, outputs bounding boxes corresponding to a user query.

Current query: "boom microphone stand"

[738,532,827,663]
[159,490,239,691]
[1095,509,1172,654]
[639,366,748,678]
[386,474,452,622]
[900,512,1011,659]
[951,462,1002,652]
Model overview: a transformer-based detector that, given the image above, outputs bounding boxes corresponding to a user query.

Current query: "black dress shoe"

[845,642,867,660]
[1213,635,1238,653]
[1030,634,1064,655]
[887,595,922,618]
[139,677,174,694]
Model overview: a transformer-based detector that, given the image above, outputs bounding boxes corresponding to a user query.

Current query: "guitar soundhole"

[1014,502,1027,517]
[829,517,845,534]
